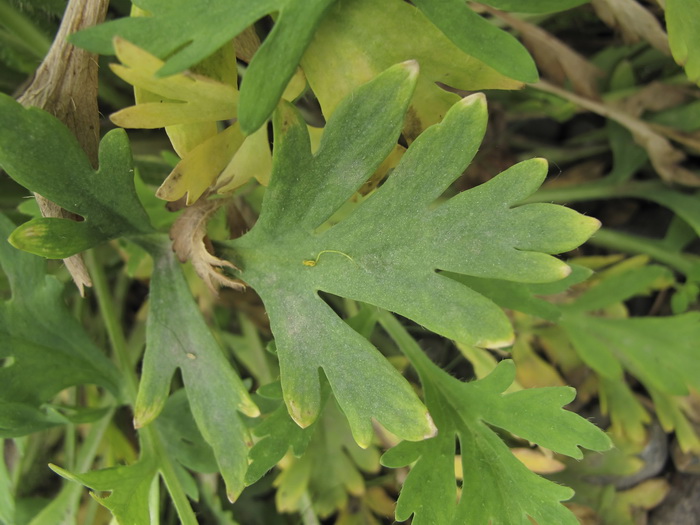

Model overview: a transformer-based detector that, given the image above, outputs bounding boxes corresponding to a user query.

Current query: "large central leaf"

[225,62,599,446]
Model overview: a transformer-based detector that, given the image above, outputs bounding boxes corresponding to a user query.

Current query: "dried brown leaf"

[171,199,245,293]
[485,7,603,98]
[233,26,261,63]
[592,0,671,55]
[617,82,690,117]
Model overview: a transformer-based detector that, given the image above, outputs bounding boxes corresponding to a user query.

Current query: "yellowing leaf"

[512,448,566,474]
[157,124,246,204]
[109,38,238,129]
[216,126,273,194]
[301,0,523,141]
[512,336,567,388]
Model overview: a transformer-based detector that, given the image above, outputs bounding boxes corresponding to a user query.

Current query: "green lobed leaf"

[666,0,700,85]
[0,213,121,436]
[411,0,538,83]
[273,397,380,517]
[69,0,335,134]
[245,396,315,486]
[133,236,259,501]
[225,62,599,447]
[561,312,700,396]
[563,264,672,314]
[50,457,157,525]
[0,94,153,258]
[379,312,611,525]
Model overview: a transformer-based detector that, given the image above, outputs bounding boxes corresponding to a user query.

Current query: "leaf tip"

[423,411,438,439]
[133,406,159,429]
[287,400,316,430]
[459,91,487,109]
[227,489,242,504]
[531,157,549,170]
[479,334,515,349]
[399,59,420,80]
[243,401,261,418]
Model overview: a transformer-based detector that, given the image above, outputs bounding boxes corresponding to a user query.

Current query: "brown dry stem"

[17,0,110,295]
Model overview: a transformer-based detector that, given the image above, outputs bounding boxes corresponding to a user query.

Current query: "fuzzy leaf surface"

[227,63,599,446]
[70,0,335,133]
[0,94,153,258]
[135,237,259,501]
[0,214,120,436]
[301,0,523,141]
[380,313,611,525]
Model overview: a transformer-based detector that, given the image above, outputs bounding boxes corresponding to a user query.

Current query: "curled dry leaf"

[591,0,671,55]
[485,6,603,98]
[171,199,245,293]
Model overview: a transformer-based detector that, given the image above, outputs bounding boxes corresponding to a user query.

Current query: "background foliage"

[1,0,700,524]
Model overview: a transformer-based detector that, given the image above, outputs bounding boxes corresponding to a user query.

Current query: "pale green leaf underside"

[70,0,335,133]
[0,94,153,258]
[380,313,611,525]
[227,63,599,446]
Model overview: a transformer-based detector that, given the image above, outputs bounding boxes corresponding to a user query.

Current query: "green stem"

[590,228,697,275]
[86,249,199,525]
[377,310,437,380]
[150,429,199,525]
[86,250,137,402]
[0,0,51,59]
